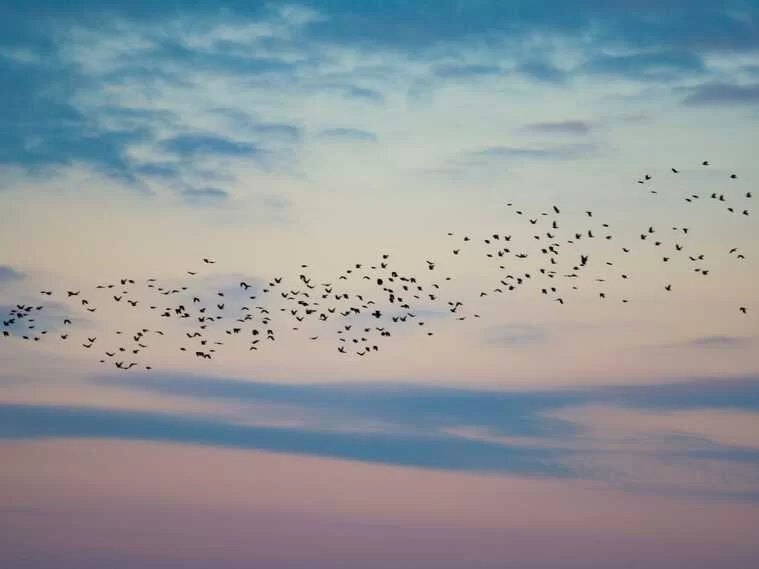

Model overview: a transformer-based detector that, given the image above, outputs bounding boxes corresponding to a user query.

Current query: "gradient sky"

[1,1,759,567]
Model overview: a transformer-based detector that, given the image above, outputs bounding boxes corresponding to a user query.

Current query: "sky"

[1,1,759,567]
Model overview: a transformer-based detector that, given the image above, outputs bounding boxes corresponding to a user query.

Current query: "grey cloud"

[0,265,24,284]
[682,82,759,106]
[515,61,568,84]
[158,135,260,159]
[314,84,385,103]
[580,51,707,81]
[318,128,378,142]
[181,187,230,205]
[344,85,385,103]
[471,143,596,161]
[0,403,572,477]
[484,325,548,346]
[432,63,504,79]
[260,195,291,210]
[686,335,753,348]
[521,121,592,135]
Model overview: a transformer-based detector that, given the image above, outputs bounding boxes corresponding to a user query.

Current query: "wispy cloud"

[158,135,260,159]
[1,373,744,497]
[521,121,592,135]
[318,128,378,143]
[580,51,707,81]
[483,324,548,346]
[0,403,572,477]
[0,266,24,284]
[682,82,759,106]
[181,187,230,205]
[686,335,754,348]
[515,61,567,84]
[432,63,504,79]
[467,143,596,162]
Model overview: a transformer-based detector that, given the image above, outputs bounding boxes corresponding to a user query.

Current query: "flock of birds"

[1,161,754,371]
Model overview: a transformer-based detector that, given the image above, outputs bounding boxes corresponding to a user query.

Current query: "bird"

[1,160,751,375]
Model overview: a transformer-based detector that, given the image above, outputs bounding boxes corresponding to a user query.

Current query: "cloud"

[484,325,548,346]
[181,187,230,205]
[432,63,504,79]
[0,266,24,284]
[330,85,385,103]
[681,82,759,106]
[0,403,571,477]
[96,374,759,442]
[260,195,291,210]
[1,373,754,494]
[468,143,596,161]
[579,51,706,81]
[686,335,753,348]
[133,162,181,179]
[515,61,567,83]
[1,0,754,202]
[596,376,759,413]
[521,121,591,135]
[158,135,260,159]
[318,128,378,143]
[96,374,582,439]
[302,1,759,53]
[0,56,143,181]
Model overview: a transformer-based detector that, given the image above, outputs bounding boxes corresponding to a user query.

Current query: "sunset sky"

[2,1,759,567]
